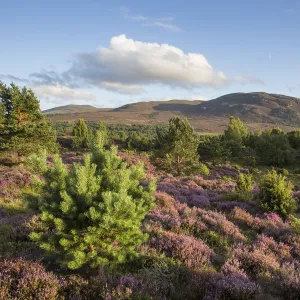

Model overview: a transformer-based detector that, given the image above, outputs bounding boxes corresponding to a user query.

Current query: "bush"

[25,149,48,174]
[236,173,253,193]
[72,119,89,148]
[28,146,156,269]
[259,170,296,218]
[0,259,60,299]
[198,163,210,176]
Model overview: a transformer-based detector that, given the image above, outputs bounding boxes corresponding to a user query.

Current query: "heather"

[1,109,300,298]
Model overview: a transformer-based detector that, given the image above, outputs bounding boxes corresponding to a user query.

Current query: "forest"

[1,82,300,299]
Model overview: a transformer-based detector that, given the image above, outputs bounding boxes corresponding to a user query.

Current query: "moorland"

[0,82,300,299]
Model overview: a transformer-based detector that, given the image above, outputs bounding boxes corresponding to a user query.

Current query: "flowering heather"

[274,261,300,299]
[157,175,236,209]
[231,207,291,238]
[225,235,293,280]
[208,164,247,180]
[187,271,260,300]
[0,166,32,200]
[118,151,157,177]
[150,232,213,270]
[0,259,60,299]
[187,207,246,241]
[60,151,84,165]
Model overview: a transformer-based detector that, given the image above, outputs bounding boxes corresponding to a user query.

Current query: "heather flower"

[150,232,213,270]
[0,259,60,299]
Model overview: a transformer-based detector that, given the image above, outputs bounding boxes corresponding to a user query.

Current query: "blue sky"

[1,0,300,109]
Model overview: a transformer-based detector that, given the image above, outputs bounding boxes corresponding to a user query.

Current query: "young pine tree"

[28,146,156,270]
[155,116,200,175]
[88,121,109,151]
[224,116,248,143]
[236,173,253,193]
[224,116,248,157]
[72,119,89,148]
[259,169,296,219]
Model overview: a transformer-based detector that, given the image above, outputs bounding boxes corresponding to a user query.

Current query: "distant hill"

[189,92,300,125]
[45,93,300,133]
[114,99,204,113]
[43,104,109,115]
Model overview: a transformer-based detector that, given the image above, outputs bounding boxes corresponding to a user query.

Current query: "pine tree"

[259,169,296,218]
[88,121,109,151]
[28,146,156,269]
[0,82,57,155]
[72,119,89,148]
[236,173,253,193]
[224,116,248,143]
[155,116,200,175]
[224,116,248,156]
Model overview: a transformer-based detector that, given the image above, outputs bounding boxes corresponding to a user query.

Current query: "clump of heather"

[0,212,42,260]
[231,207,291,238]
[59,151,84,165]
[224,234,293,279]
[0,259,60,299]
[118,151,157,177]
[157,175,236,209]
[0,166,32,200]
[186,271,261,300]
[150,232,213,270]
[208,164,246,180]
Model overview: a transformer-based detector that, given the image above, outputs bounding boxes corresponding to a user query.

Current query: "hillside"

[114,99,203,113]
[43,104,108,115]
[190,92,300,124]
[45,93,300,132]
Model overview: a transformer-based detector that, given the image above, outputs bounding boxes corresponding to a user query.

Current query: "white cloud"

[5,35,263,99]
[120,6,148,21]
[183,95,207,101]
[146,21,182,32]
[120,7,182,32]
[101,82,145,94]
[31,84,96,101]
[67,34,230,92]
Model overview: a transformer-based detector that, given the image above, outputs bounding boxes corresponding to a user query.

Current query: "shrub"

[28,146,156,269]
[25,149,48,174]
[150,232,213,270]
[0,259,60,299]
[236,173,253,193]
[72,119,89,148]
[259,170,296,218]
[198,163,210,176]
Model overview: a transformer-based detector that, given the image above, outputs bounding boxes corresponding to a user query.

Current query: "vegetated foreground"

[1,82,300,299]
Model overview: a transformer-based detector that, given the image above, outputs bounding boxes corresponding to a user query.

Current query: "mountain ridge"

[44,93,300,132]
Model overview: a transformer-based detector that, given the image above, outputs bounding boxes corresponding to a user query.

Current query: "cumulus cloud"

[3,35,263,99]
[32,84,96,101]
[65,34,229,92]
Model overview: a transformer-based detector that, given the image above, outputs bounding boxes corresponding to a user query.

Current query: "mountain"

[189,92,300,124]
[43,104,109,115]
[45,93,300,132]
[114,99,204,113]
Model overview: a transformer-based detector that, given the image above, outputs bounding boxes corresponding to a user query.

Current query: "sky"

[1,0,300,110]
